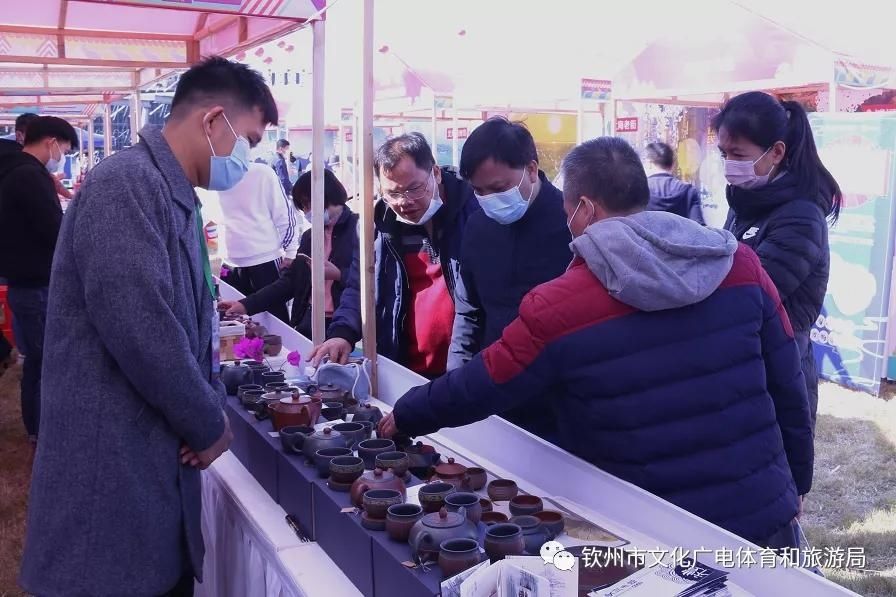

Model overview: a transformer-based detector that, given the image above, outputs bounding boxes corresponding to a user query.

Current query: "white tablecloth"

[197,452,361,597]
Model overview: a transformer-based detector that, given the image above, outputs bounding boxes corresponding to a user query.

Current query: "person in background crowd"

[273,138,292,195]
[643,141,704,224]
[219,169,359,338]
[379,136,813,551]
[449,117,572,439]
[217,161,299,323]
[0,330,13,374]
[0,116,78,444]
[0,112,39,157]
[308,133,479,377]
[20,56,277,596]
[714,91,841,432]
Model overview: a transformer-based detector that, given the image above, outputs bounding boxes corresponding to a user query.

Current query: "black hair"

[292,169,348,212]
[711,91,842,221]
[15,112,38,134]
[561,137,649,213]
[644,141,675,170]
[374,133,435,178]
[23,116,79,148]
[171,56,278,125]
[276,138,290,150]
[459,117,538,179]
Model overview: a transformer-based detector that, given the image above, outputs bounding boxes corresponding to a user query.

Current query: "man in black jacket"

[0,116,78,442]
[643,141,704,224]
[0,113,39,158]
[449,117,572,438]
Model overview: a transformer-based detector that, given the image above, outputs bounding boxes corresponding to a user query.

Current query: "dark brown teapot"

[268,394,323,431]
[430,458,470,491]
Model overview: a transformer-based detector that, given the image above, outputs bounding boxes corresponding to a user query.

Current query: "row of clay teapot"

[408,507,479,564]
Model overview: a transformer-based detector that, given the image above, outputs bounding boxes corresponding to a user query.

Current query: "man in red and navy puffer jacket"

[379,137,813,549]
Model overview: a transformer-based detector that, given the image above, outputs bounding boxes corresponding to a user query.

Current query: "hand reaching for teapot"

[217,300,247,316]
[378,412,398,439]
[308,337,352,367]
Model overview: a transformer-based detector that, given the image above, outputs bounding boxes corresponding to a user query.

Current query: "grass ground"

[0,366,893,595]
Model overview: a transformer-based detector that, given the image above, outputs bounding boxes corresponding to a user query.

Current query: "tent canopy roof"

[0,0,321,110]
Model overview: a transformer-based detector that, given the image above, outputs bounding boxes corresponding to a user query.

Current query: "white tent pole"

[130,91,140,145]
[360,0,378,393]
[102,103,112,158]
[87,116,95,171]
[431,95,437,160]
[310,17,327,346]
[451,96,458,167]
[828,57,838,113]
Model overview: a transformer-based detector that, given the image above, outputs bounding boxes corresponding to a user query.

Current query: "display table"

[197,452,361,597]
[217,282,855,596]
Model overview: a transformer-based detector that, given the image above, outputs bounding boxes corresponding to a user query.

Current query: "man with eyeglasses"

[309,133,479,378]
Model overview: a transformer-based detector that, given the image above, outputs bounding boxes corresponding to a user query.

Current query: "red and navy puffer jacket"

[394,212,813,545]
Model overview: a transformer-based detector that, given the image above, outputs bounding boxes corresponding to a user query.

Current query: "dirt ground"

[0,365,894,595]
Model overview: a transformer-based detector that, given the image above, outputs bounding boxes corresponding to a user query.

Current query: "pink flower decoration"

[234,337,264,362]
[287,351,302,367]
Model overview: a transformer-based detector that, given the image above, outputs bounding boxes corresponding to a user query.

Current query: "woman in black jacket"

[713,91,841,431]
[219,169,359,338]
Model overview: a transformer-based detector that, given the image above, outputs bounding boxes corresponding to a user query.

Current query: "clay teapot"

[350,404,383,426]
[268,394,323,431]
[221,361,252,396]
[312,383,347,403]
[404,441,442,479]
[430,458,470,490]
[301,426,347,461]
[350,467,407,507]
[408,507,479,564]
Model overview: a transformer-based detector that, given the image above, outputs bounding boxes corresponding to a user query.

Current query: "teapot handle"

[286,434,305,455]
[410,531,432,564]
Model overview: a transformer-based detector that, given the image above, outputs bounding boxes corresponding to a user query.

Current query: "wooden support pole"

[310,18,327,346]
[87,116,95,170]
[102,103,111,159]
[360,0,378,394]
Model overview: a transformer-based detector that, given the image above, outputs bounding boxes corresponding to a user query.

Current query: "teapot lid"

[362,467,395,481]
[311,426,342,439]
[423,507,465,529]
[281,394,311,405]
[434,457,467,477]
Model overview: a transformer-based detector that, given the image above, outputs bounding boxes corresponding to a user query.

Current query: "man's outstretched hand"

[307,338,352,367]
[378,412,398,439]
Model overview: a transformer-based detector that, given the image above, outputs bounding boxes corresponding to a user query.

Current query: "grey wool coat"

[20,126,227,596]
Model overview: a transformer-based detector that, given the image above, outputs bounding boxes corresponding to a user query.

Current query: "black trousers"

[159,574,194,597]
[223,260,290,323]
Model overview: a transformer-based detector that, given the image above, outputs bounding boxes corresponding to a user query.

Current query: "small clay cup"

[279,424,314,454]
[362,489,404,520]
[241,388,266,410]
[480,498,493,513]
[438,538,482,579]
[314,447,352,478]
[533,510,565,539]
[261,370,286,386]
[466,467,487,491]
[237,384,263,403]
[386,503,424,542]
[484,523,525,562]
[444,492,482,524]
[481,511,509,526]
[329,455,364,485]
[375,451,410,478]
[508,495,544,517]
[487,479,518,502]
[331,422,366,450]
[418,482,456,513]
[321,401,345,422]
[357,438,396,470]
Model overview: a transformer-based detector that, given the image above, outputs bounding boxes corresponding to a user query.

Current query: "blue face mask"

[307,210,331,226]
[475,169,536,225]
[206,112,250,191]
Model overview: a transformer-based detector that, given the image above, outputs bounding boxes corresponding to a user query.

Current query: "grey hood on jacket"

[570,210,739,311]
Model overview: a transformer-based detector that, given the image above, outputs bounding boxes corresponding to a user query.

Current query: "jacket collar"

[138,125,198,213]
[518,170,560,224]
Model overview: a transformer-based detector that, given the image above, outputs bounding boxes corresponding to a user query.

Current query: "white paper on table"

[505,556,578,597]
[442,560,491,597]
[405,484,423,507]
[460,560,502,597]
[498,561,550,597]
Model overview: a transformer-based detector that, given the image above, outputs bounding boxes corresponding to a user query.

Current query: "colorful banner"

[810,113,896,394]
[834,59,894,89]
[581,78,612,103]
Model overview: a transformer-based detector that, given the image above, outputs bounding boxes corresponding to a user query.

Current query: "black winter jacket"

[647,173,704,224]
[0,151,63,287]
[724,174,829,334]
[241,207,358,336]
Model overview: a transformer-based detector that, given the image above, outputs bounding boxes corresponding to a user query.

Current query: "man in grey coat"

[20,57,278,596]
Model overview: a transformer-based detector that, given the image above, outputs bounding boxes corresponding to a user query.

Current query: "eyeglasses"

[379,173,433,203]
